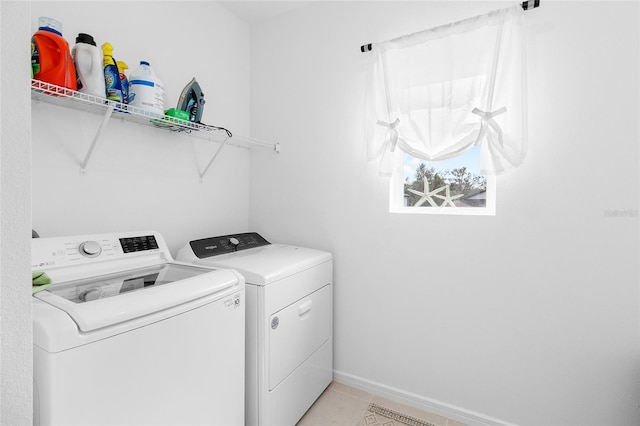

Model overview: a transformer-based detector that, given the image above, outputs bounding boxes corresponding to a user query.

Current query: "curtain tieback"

[472,106,507,146]
[376,118,400,152]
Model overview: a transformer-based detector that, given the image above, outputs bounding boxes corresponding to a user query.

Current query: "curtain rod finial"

[521,0,540,11]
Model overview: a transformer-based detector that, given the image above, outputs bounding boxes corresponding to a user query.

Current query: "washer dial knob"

[79,241,102,258]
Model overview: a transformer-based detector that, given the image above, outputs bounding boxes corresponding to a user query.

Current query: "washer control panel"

[189,232,270,259]
[32,232,164,271]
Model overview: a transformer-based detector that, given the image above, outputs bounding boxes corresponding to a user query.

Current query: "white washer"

[32,231,245,426]
[177,232,333,426]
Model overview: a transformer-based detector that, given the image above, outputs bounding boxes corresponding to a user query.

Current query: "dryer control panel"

[190,232,270,259]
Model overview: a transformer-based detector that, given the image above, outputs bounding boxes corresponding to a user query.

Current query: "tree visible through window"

[393,146,495,214]
[405,163,487,208]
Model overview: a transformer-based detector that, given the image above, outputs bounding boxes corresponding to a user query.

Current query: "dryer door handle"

[298,300,313,316]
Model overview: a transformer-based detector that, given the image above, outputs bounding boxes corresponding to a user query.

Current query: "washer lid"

[194,244,332,285]
[34,262,240,332]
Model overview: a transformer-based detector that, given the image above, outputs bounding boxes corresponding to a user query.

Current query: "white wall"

[30,1,252,254]
[249,2,639,425]
[1,2,33,424]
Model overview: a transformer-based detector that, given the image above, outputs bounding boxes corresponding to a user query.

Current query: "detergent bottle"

[72,33,105,98]
[128,61,164,117]
[116,61,130,104]
[31,17,77,90]
[101,42,122,102]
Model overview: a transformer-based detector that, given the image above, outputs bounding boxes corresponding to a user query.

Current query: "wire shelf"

[31,79,278,180]
[30,79,278,151]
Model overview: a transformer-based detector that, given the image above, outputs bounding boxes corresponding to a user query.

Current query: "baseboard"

[332,370,518,426]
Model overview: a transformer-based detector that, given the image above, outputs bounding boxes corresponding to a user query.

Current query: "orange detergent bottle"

[31,17,77,91]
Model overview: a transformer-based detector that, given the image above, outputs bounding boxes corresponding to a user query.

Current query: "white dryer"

[177,232,333,426]
[32,231,245,426]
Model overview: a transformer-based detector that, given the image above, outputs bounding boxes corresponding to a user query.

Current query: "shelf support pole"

[80,106,114,174]
[199,135,230,182]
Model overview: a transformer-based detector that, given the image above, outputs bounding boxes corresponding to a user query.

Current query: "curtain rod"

[360,0,540,53]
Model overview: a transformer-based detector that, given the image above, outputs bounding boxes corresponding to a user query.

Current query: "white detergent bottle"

[128,61,164,117]
[71,33,106,98]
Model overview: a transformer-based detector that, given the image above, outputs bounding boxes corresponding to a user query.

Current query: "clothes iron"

[177,77,206,123]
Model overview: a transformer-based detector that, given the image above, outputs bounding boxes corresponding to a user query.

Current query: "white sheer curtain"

[366,5,527,176]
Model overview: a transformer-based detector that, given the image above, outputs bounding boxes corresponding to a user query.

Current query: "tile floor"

[296,381,467,426]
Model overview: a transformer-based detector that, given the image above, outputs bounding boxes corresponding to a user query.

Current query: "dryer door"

[268,284,331,390]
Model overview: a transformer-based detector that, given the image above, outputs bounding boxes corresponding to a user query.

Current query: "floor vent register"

[363,403,439,426]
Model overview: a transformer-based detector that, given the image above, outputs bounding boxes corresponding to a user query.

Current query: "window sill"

[390,206,495,216]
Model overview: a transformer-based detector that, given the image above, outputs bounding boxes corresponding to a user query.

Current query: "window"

[365,5,526,216]
[390,146,496,215]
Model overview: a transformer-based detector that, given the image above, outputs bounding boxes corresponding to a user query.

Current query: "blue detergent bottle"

[101,42,122,101]
[117,61,129,104]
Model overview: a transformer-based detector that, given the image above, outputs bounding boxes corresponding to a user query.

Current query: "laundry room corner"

[3,1,639,425]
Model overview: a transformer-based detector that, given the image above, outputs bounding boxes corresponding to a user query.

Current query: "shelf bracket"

[199,135,230,182]
[80,106,114,174]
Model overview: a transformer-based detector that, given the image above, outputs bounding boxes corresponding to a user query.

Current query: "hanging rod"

[360,0,540,53]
